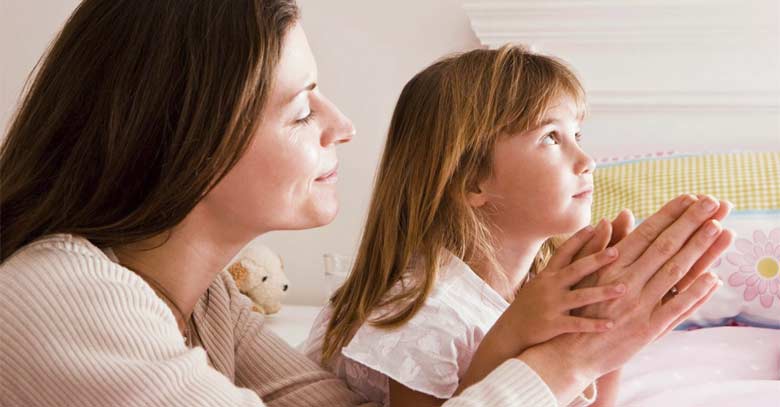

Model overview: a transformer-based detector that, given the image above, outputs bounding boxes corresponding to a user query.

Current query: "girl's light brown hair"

[322,45,586,362]
[0,0,299,261]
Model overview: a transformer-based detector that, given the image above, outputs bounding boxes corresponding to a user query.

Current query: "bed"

[263,305,780,406]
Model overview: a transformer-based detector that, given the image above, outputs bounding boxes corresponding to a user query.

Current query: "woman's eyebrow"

[284,81,318,105]
[300,81,317,93]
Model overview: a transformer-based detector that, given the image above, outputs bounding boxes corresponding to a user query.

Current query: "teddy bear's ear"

[227,261,250,289]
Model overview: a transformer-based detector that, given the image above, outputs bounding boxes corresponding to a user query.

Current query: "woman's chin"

[318,206,339,226]
[268,200,340,231]
[307,201,340,228]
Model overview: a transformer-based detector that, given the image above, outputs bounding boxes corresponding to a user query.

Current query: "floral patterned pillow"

[591,151,780,329]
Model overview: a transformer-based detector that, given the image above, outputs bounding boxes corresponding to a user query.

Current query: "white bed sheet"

[618,326,780,406]
[262,304,322,348]
[260,306,780,406]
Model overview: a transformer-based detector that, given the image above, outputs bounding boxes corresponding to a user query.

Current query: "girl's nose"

[575,149,596,175]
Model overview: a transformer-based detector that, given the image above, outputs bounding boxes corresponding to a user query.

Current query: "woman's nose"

[320,96,355,147]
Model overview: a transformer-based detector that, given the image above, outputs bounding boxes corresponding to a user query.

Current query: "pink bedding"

[617,327,780,406]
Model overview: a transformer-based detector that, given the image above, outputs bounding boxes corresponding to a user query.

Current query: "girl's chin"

[557,212,593,236]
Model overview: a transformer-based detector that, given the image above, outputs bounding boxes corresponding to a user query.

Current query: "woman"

[0,0,732,406]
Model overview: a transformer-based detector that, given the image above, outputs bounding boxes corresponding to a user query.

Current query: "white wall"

[3,1,777,306]
[463,0,780,159]
[0,0,83,134]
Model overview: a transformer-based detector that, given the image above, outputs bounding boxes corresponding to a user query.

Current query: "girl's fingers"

[656,278,721,340]
[572,209,633,263]
[564,283,627,310]
[560,247,620,286]
[546,224,597,271]
[650,271,719,332]
[675,229,734,292]
[573,219,611,262]
[559,315,615,334]
[609,209,635,247]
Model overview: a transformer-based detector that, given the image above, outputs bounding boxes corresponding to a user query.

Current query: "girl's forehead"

[526,97,583,128]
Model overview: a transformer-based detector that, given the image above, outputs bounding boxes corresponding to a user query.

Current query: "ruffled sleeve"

[341,297,471,399]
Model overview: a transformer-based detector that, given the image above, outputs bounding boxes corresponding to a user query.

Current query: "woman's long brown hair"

[0,0,299,261]
[322,45,586,362]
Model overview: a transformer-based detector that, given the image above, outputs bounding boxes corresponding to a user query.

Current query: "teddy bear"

[226,241,289,315]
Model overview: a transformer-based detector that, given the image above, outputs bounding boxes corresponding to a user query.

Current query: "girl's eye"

[542,132,558,145]
[575,132,583,143]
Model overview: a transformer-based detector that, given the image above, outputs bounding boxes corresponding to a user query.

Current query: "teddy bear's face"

[243,257,289,292]
[229,254,289,314]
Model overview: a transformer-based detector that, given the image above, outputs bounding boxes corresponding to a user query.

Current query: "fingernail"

[704,220,721,236]
[584,224,594,233]
[700,198,717,213]
[705,272,718,284]
[605,247,618,257]
[726,200,735,210]
[614,283,626,293]
[605,321,614,329]
[680,194,697,208]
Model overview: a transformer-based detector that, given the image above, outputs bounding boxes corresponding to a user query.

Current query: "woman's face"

[200,23,354,236]
[476,96,595,241]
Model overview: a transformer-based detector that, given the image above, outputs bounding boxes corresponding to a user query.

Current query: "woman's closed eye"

[295,109,316,126]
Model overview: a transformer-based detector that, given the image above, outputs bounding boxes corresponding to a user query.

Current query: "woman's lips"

[315,165,338,183]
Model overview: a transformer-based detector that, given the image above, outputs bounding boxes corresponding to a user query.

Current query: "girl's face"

[199,23,355,237]
[475,96,595,241]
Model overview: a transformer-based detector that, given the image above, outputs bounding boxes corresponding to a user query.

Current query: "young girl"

[302,45,633,406]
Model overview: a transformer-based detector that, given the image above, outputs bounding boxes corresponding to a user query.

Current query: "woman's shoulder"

[0,233,170,338]
[0,233,148,288]
[0,235,245,406]
[3,233,105,263]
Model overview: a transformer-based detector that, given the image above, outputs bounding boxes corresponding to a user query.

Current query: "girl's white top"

[301,252,596,406]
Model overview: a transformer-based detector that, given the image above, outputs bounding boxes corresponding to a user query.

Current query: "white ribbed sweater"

[0,234,560,406]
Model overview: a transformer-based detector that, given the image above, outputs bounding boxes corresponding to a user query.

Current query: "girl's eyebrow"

[538,117,562,127]
[532,118,581,136]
